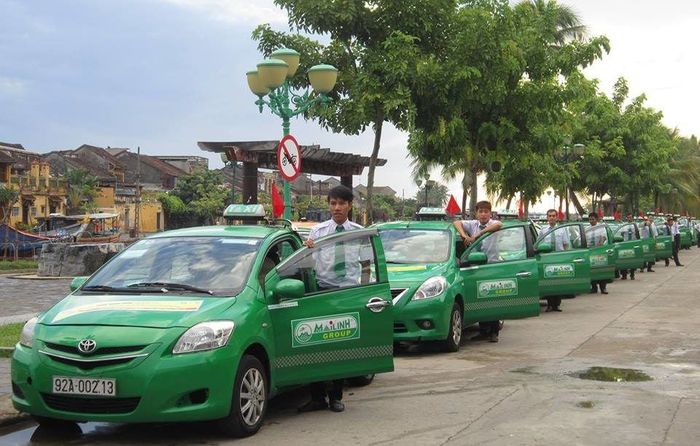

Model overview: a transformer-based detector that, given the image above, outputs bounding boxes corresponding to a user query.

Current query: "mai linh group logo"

[292,313,360,348]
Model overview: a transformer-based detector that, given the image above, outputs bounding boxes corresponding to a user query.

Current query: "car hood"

[39,294,236,328]
[386,263,447,284]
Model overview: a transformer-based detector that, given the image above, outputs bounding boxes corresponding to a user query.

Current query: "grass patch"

[0,260,38,271]
[0,323,23,348]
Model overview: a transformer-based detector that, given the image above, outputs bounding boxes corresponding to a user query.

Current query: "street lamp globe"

[246,70,270,97]
[308,64,338,94]
[270,48,300,77]
[256,59,289,89]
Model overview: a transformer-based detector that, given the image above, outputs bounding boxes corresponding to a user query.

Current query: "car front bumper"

[11,340,240,423]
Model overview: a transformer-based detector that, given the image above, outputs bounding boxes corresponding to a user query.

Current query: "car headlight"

[413,276,447,300]
[173,321,235,354]
[19,317,38,348]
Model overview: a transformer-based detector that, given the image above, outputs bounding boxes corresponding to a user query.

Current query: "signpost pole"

[282,117,291,219]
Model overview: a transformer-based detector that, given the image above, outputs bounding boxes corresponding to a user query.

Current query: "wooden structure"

[198,140,387,205]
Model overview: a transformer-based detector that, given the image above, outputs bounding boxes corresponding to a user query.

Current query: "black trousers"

[696,231,700,248]
[591,280,607,292]
[672,234,681,265]
[310,380,343,402]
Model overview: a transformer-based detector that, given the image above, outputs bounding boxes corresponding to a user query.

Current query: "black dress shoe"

[601,290,609,295]
[298,399,328,413]
[551,307,562,312]
[329,400,345,412]
[488,333,499,342]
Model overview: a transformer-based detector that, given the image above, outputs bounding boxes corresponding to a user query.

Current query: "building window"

[41,205,46,215]
[31,207,37,216]
[12,207,20,216]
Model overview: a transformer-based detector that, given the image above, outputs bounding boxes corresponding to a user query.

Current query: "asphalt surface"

[0,248,698,445]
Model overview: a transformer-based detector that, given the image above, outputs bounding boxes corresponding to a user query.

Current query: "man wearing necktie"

[453,200,503,342]
[669,215,683,267]
[299,185,363,414]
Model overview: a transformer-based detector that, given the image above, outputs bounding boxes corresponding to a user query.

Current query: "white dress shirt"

[460,219,499,237]
[308,219,364,289]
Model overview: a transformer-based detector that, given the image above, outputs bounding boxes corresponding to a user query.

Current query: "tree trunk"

[469,165,478,217]
[365,112,384,225]
[505,195,513,210]
[460,172,468,219]
[569,192,586,217]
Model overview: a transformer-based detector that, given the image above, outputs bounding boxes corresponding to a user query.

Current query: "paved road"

[1,248,698,445]
[0,275,72,322]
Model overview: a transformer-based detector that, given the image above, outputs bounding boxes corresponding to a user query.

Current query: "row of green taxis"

[10,205,688,437]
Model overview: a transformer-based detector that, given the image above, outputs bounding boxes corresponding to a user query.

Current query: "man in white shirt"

[300,185,362,414]
[453,200,503,342]
[540,208,570,252]
[695,220,700,248]
[669,215,683,267]
[588,212,609,295]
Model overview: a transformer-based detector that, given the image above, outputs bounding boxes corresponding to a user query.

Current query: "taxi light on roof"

[223,204,266,218]
[418,207,446,215]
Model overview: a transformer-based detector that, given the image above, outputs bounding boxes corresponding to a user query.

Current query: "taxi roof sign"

[223,204,266,218]
[417,207,447,215]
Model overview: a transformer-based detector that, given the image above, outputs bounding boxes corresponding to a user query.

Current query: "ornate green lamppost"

[246,48,338,219]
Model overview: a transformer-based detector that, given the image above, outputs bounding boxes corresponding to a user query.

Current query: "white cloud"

[0,77,27,96]
[157,0,287,25]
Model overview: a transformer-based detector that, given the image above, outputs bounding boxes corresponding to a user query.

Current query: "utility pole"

[134,146,141,238]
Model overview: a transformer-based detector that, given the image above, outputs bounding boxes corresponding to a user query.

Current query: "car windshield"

[82,236,261,296]
[379,229,451,263]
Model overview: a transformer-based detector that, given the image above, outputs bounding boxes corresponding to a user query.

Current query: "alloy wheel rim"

[240,368,265,426]
[452,310,462,344]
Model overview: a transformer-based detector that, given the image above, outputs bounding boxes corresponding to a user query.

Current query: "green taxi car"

[375,220,540,352]
[678,217,693,249]
[583,223,618,283]
[534,222,592,299]
[12,206,394,437]
[608,223,646,273]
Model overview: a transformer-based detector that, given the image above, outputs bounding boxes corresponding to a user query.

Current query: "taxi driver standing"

[298,185,362,413]
[453,200,503,342]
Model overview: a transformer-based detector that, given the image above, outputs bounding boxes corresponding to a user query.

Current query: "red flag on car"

[639,211,645,217]
[271,183,284,218]
[614,210,621,220]
[597,207,604,218]
[558,202,565,221]
[445,195,461,216]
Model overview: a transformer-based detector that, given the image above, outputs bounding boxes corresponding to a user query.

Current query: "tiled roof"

[115,151,187,177]
[75,144,125,167]
[0,142,25,150]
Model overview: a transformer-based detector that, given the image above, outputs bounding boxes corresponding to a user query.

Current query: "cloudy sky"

[2,0,698,208]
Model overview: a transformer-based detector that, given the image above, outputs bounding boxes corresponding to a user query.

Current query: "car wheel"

[347,374,375,387]
[442,303,463,352]
[217,355,268,438]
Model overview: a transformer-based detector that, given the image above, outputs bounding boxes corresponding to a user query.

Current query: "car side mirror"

[273,278,305,301]
[462,251,487,266]
[535,242,553,254]
[70,276,89,292]
[613,235,624,243]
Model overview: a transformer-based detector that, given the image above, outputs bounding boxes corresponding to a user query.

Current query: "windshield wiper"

[82,285,128,292]
[127,282,213,295]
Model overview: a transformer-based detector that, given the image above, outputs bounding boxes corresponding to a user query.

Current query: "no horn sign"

[277,134,302,181]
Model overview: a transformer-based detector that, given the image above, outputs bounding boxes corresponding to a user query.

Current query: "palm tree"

[516,0,587,46]
[666,133,700,215]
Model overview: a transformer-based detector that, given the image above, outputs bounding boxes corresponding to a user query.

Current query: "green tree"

[667,134,700,215]
[408,0,609,216]
[64,168,99,214]
[0,186,19,224]
[170,168,228,225]
[254,0,456,223]
[415,182,449,208]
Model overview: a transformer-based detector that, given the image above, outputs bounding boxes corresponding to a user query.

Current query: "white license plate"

[52,376,116,396]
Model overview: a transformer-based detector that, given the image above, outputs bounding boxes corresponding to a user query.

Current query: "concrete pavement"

[0,248,698,444]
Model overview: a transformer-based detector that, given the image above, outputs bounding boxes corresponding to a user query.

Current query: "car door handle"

[606,249,614,253]
[634,245,640,248]
[573,258,585,263]
[366,297,391,313]
[515,272,532,277]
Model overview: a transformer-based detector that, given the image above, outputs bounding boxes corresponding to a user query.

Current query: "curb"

[0,270,38,276]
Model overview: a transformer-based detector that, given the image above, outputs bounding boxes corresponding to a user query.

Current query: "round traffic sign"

[277,134,302,181]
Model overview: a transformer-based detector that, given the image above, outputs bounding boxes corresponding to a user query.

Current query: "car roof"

[375,220,454,230]
[147,224,290,239]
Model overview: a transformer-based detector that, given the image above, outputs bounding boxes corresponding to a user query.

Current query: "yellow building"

[0,145,68,228]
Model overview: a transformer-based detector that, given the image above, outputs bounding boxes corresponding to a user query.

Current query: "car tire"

[442,303,463,352]
[217,355,268,438]
[347,374,375,387]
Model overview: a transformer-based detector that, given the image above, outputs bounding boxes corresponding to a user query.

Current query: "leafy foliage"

[65,168,99,213]
[169,168,228,225]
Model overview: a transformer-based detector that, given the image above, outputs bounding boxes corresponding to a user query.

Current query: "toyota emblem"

[77,339,97,354]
